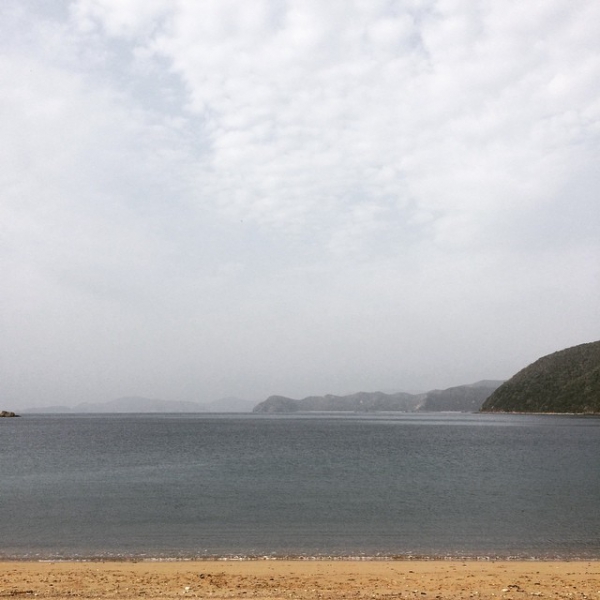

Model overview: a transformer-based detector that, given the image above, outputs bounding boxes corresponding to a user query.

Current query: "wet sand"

[1,560,599,600]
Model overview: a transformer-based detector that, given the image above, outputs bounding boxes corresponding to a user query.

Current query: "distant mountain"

[20,405,73,413]
[481,341,600,414]
[201,397,256,412]
[254,391,422,414]
[74,397,205,413]
[252,381,503,414]
[22,396,254,413]
[418,381,504,412]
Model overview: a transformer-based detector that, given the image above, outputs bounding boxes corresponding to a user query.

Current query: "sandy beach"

[1,560,598,600]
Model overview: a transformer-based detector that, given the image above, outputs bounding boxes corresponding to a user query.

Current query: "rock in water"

[0,410,19,417]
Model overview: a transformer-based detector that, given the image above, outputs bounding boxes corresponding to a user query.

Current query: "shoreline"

[0,554,600,564]
[3,547,600,562]
[1,558,599,600]
[4,551,600,562]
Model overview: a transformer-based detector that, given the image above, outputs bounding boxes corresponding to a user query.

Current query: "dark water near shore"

[1,413,599,559]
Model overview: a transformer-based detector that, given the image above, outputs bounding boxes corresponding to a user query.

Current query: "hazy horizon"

[2,2,599,409]
[15,378,505,412]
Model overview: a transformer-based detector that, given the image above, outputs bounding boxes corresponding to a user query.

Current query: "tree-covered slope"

[481,341,600,413]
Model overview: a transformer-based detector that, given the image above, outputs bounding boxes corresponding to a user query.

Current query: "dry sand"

[1,560,599,600]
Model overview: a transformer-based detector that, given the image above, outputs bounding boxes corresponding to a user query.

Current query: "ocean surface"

[1,412,599,560]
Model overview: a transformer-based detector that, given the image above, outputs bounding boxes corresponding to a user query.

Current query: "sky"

[2,0,599,409]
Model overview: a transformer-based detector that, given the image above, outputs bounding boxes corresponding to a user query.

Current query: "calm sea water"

[1,413,599,559]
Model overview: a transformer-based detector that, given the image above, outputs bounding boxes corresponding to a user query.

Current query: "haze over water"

[3,3,600,410]
[2,413,599,559]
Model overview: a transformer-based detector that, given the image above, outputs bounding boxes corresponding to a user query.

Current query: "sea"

[1,412,599,560]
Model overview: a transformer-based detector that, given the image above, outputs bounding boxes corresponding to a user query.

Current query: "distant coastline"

[13,340,600,417]
[18,396,256,415]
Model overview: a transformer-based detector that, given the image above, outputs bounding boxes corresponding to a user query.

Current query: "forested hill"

[481,341,600,414]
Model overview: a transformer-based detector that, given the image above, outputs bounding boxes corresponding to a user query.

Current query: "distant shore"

[2,559,599,600]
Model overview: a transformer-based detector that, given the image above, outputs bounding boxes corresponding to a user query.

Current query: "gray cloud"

[1,1,599,408]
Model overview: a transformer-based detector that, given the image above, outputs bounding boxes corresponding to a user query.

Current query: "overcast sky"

[2,1,599,408]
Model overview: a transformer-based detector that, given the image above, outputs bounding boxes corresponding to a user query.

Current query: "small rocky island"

[0,410,19,417]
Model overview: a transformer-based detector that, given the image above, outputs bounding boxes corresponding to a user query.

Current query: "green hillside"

[481,341,600,413]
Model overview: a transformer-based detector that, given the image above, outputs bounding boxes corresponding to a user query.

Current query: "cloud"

[70,1,600,252]
[1,1,599,406]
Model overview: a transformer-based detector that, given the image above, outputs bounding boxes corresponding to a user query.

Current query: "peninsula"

[481,340,600,413]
